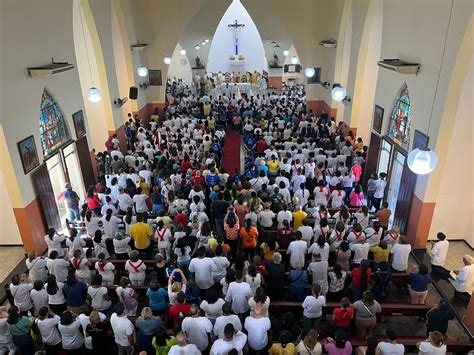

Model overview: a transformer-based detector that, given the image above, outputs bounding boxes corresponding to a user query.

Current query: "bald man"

[168,331,201,355]
[181,304,213,352]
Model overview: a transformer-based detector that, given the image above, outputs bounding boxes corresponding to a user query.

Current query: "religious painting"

[373,105,384,134]
[39,88,71,157]
[17,135,40,174]
[149,70,162,86]
[413,129,429,150]
[72,110,86,138]
[386,82,411,150]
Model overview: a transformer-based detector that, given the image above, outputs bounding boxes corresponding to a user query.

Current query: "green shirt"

[153,336,177,355]
[7,316,31,336]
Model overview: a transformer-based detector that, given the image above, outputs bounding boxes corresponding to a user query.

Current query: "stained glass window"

[39,88,71,157]
[386,83,411,149]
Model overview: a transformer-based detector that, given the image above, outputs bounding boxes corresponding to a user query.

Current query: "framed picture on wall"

[413,129,429,150]
[17,135,40,174]
[373,105,384,134]
[149,70,162,86]
[72,110,86,138]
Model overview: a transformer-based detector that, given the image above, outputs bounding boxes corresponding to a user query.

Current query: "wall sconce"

[113,97,128,108]
[320,81,331,89]
[342,96,351,105]
[139,82,149,90]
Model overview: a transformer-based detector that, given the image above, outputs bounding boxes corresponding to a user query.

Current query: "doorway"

[386,150,406,227]
[46,154,68,223]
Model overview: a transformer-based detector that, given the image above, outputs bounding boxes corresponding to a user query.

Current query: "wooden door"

[75,136,95,190]
[364,133,382,186]
[31,163,61,231]
[393,160,417,234]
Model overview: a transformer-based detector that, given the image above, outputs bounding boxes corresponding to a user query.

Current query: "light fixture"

[304,67,316,78]
[274,44,280,48]
[163,57,172,65]
[87,87,102,103]
[201,40,206,46]
[321,81,331,89]
[194,44,200,50]
[136,66,148,77]
[180,48,186,55]
[205,39,209,43]
[407,147,438,175]
[283,50,289,56]
[291,56,298,64]
[342,95,352,104]
[331,84,346,101]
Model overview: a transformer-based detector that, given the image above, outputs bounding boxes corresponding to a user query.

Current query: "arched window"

[39,88,71,157]
[386,82,411,149]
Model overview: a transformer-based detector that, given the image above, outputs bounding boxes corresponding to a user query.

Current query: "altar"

[229,59,245,73]
[220,82,253,96]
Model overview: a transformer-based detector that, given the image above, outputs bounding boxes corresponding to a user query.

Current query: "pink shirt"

[325,341,353,355]
[352,164,362,182]
[349,191,364,207]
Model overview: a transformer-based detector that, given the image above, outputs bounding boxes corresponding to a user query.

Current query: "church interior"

[0,0,473,353]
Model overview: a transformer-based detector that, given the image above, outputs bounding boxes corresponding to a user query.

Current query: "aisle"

[221,127,242,174]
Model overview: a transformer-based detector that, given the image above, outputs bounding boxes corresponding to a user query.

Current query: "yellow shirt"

[267,160,279,173]
[139,182,150,195]
[151,114,159,122]
[204,104,211,117]
[292,210,307,230]
[370,246,390,263]
[208,119,216,129]
[130,222,152,249]
[269,343,296,355]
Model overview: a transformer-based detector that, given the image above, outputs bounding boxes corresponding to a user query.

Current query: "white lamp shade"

[305,67,316,78]
[195,45,200,50]
[205,39,210,43]
[407,148,438,174]
[201,40,206,45]
[87,87,102,103]
[331,86,346,101]
[283,50,289,56]
[180,48,187,55]
[163,57,172,65]
[136,66,148,77]
[291,56,298,64]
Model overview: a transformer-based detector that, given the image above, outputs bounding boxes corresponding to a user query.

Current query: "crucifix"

[228,19,245,55]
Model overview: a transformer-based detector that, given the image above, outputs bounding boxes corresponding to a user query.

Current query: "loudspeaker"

[129,87,138,100]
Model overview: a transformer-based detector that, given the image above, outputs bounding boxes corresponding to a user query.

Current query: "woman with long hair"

[86,186,102,216]
[328,263,347,301]
[84,210,101,239]
[44,227,66,259]
[260,235,279,262]
[353,291,382,338]
[101,208,121,240]
[6,306,34,355]
[58,310,84,352]
[199,288,225,324]
[417,331,447,355]
[296,329,322,355]
[248,286,270,317]
[45,274,66,315]
[336,241,352,272]
[324,329,352,354]
[122,207,136,236]
[152,327,177,354]
[245,264,262,297]
[349,184,365,208]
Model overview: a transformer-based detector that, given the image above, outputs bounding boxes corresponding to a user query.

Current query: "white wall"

[0,171,22,245]
[207,0,266,73]
[282,45,305,83]
[429,58,473,247]
[167,43,193,85]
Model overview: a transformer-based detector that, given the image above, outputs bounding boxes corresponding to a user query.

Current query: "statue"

[269,52,280,68]
[195,56,205,69]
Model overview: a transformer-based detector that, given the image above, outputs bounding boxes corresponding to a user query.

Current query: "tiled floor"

[0,246,25,283]
[425,240,473,271]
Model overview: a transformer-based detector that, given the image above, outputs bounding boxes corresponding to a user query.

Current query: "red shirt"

[181,161,192,173]
[105,140,114,151]
[277,228,294,249]
[169,303,191,326]
[87,195,101,209]
[351,267,372,288]
[256,140,267,153]
[333,307,354,327]
[174,213,188,226]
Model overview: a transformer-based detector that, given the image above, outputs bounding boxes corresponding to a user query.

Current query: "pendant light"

[79,3,102,102]
[407,0,454,175]
[180,48,187,55]
[137,66,148,77]
[283,50,289,56]
[291,56,298,65]
[163,57,172,65]
[304,67,316,78]
[331,84,346,101]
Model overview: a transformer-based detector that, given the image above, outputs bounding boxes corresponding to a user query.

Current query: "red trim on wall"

[109,124,127,153]
[138,103,165,125]
[13,198,47,254]
[405,194,436,249]
[306,100,331,115]
[268,77,282,89]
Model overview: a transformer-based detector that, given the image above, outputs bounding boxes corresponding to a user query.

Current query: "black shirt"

[426,307,454,334]
[86,322,112,352]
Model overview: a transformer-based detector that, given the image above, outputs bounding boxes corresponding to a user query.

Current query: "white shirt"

[30,289,48,316]
[244,316,271,350]
[125,260,146,282]
[133,194,148,213]
[44,234,66,257]
[213,314,242,339]
[417,341,447,355]
[200,298,225,321]
[431,240,449,266]
[45,282,66,305]
[117,193,134,211]
[102,216,122,239]
[277,210,292,228]
[26,258,48,282]
[181,316,213,351]
[10,283,33,311]
[113,237,131,254]
[110,313,135,347]
[46,258,70,283]
[36,315,61,346]
[212,256,230,282]
[391,244,412,271]
[287,240,308,268]
[58,319,84,350]
[189,257,217,290]
[377,342,405,355]
[168,344,201,355]
[350,243,371,264]
[95,261,115,283]
[225,282,252,314]
[302,295,326,318]
[374,179,387,198]
[308,243,330,262]
[210,331,247,355]
[455,264,474,293]
[87,286,111,311]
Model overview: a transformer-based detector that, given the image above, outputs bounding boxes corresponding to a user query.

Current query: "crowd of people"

[1,82,464,355]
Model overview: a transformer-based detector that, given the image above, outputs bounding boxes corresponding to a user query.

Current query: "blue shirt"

[288,270,308,294]
[135,317,163,335]
[147,288,168,311]
[409,273,432,292]
[63,282,87,307]
[206,174,220,187]
[64,189,79,209]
